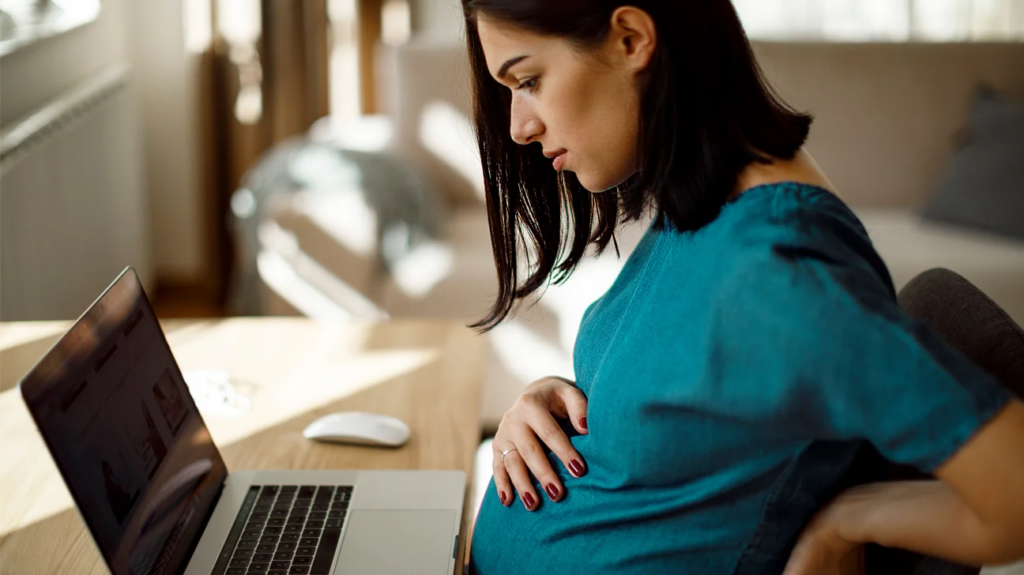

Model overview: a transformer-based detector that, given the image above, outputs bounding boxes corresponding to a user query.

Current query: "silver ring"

[500,448,517,463]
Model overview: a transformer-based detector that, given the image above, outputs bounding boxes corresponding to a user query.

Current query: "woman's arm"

[867,398,1024,562]
[786,399,1024,574]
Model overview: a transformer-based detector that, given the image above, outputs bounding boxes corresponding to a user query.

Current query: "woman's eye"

[516,77,538,92]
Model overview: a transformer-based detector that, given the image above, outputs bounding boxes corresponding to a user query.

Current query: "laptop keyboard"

[211,484,353,575]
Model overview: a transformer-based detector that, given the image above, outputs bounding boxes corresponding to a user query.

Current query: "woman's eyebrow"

[497,55,530,80]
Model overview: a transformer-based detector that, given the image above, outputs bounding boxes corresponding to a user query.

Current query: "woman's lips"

[552,151,567,171]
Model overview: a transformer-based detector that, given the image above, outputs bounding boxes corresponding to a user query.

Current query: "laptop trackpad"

[335,510,456,574]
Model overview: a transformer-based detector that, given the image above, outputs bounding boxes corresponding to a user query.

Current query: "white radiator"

[0,66,151,321]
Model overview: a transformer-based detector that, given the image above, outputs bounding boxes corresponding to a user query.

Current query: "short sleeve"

[706,222,1013,473]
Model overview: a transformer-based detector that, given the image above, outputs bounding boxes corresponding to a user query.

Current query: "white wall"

[409,0,463,42]
[1,0,207,286]
[124,0,206,284]
[0,0,131,125]
[0,0,153,318]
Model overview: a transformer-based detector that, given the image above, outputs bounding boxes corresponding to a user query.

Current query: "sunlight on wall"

[382,0,411,46]
[418,99,486,201]
[328,0,360,121]
[214,0,264,124]
[488,322,574,387]
[182,0,211,54]
[541,259,625,354]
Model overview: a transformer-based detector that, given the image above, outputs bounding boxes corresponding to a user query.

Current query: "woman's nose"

[510,98,542,145]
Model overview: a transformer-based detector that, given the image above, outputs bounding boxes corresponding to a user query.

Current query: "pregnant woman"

[461,1,1024,574]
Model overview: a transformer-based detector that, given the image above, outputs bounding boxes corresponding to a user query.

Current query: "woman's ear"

[608,6,656,74]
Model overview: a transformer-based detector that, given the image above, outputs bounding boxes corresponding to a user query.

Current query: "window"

[733,0,1024,41]
[0,0,100,57]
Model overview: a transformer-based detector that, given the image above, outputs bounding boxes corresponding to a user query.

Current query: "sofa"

[255,40,1024,432]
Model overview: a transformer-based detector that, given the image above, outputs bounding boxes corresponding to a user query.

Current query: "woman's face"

[476,11,654,193]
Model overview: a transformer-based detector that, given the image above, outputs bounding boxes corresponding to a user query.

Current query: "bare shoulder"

[734,149,841,199]
[792,150,839,195]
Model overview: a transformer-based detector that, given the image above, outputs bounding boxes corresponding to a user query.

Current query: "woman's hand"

[783,491,866,575]
[492,376,589,511]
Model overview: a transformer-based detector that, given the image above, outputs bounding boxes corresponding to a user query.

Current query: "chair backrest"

[860,268,1024,575]
[898,267,1024,396]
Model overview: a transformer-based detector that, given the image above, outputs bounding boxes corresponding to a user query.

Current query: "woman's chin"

[576,170,632,194]
[573,172,615,194]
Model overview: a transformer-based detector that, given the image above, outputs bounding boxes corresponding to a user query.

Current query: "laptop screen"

[20,268,227,575]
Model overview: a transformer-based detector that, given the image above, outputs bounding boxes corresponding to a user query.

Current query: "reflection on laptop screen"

[20,268,227,575]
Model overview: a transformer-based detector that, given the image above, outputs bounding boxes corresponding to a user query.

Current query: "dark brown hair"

[464,0,812,331]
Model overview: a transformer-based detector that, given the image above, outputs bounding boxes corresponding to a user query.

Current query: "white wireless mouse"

[302,411,411,447]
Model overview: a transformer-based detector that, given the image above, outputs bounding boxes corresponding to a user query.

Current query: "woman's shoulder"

[663,180,870,259]
[767,183,884,274]
[658,181,894,300]
[643,176,896,308]
[726,183,897,305]
[711,181,868,253]
[721,150,866,249]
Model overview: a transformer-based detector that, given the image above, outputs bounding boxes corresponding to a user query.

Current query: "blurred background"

[1,0,1023,433]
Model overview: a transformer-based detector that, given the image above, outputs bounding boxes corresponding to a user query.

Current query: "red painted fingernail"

[523,492,536,510]
[499,491,507,505]
[569,459,585,477]
[580,417,588,430]
[545,483,559,501]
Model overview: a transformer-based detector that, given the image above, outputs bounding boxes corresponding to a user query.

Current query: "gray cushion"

[898,267,1024,396]
[921,88,1024,239]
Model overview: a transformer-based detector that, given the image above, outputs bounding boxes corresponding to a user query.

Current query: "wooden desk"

[0,318,485,574]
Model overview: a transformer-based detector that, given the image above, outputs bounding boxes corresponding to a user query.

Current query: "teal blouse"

[469,183,1011,574]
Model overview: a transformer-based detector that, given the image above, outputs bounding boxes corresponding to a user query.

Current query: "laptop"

[19,267,466,575]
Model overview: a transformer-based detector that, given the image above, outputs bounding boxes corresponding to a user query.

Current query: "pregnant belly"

[468,471,751,575]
